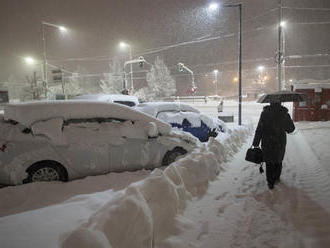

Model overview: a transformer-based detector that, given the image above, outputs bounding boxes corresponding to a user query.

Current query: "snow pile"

[60,125,251,248]
[0,170,150,217]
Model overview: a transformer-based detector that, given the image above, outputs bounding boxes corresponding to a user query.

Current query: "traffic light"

[189,86,197,94]
[52,69,62,82]
[121,89,129,95]
[138,56,144,68]
[178,63,184,72]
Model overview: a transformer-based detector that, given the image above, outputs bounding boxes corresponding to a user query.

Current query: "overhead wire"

[45,5,330,81]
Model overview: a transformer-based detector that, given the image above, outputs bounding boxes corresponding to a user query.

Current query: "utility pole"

[129,46,134,92]
[238,3,242,126]
[282,30,286,90]
[33,71,37,99]
[222,3,242,125]
[42,23,48,99]
[277,0,283,90]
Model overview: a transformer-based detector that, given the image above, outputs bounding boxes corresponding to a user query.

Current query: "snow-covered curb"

[60,124,252,248]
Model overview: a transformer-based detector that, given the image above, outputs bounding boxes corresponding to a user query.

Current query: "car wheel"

[162,147,187,166]
[24,161,68,184]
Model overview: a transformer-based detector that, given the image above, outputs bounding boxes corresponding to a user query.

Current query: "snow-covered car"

[0,101,199,185]
[72,94,139,107]
[136,102,226,142]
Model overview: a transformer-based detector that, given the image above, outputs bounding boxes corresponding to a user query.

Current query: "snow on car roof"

[73,94,139,105]
[136,102,200,117]
[4,100,171,134]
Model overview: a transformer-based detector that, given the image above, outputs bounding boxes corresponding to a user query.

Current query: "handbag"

[245,146,263,164]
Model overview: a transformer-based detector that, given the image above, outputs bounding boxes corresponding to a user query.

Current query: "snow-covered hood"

[73,94,139,106]
[136,102,200,117]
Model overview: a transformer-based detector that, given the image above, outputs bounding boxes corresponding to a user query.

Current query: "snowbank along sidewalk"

[59,125,251,248]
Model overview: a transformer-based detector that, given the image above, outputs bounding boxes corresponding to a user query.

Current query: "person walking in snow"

[252,102,295,189]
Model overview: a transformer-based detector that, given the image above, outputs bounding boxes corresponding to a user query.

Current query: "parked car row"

[0,101,199,185]
[0,95,226,186]
[74,94,226,142]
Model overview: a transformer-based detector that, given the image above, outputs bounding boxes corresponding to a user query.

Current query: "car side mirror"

[182,118,191,127]
[147,122,158,138]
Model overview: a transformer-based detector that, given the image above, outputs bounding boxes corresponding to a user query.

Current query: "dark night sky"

[1,0,330,93]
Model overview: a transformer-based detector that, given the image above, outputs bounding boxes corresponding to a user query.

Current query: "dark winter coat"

[252,104,295,163]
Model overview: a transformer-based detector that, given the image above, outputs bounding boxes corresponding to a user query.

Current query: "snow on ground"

[1,100,330,248]
[157,103,330,248]
[0,170,150,217]
[0,121,251,248]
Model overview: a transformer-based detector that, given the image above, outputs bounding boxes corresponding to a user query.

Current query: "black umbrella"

[257,90,306,103]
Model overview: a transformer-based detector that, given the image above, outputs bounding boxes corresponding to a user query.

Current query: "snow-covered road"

[161,125,330,248]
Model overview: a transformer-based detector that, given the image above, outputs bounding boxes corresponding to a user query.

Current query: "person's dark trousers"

[275,162,282,182]
[266,162,282,187]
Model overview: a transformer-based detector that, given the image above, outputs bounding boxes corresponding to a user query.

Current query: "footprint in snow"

[214,192,228,200]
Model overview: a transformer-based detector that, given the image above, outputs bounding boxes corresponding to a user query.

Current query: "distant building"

[293,80,330,121]
[0,90,9,104]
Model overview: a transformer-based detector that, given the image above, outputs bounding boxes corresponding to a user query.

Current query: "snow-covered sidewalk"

[161,126,330,248]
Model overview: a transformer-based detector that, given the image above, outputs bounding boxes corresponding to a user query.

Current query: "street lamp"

[222,3,243,125]
[213,69,219,96]
[208,3,219,11]
[207,3,242,124]
[119,41,134,92]
[59,26,68,32]
[257,65,265,72]
[41,21,68,99]
[24,56,36,66]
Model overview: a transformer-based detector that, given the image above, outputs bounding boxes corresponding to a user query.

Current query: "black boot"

[268,183,274,190]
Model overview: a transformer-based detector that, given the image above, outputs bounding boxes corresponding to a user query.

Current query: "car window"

[113,101,136,107]
[156,110,180,118]
[63,117,126,126]
[31,118,64,143]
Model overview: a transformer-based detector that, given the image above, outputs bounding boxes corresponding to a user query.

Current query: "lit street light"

[24,56,36,66]
[208,3,219,11]
[119,41,134,92]
[59,26,68,32]
[257,65,265,72]
[42,21,68,99]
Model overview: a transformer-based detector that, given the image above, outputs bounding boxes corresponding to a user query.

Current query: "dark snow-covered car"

[0,101,199,185]
[136,102,226,142]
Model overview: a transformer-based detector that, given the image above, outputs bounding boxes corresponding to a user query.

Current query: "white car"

[72,94,139,107]
[0,101,198,185]
[136,102,226,142]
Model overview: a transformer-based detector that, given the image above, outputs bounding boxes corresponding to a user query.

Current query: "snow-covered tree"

[100,57,123,94]
[65,72,83,96]
[6,75,23,100]
[138,57,176,101]
[65,66,102,96]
